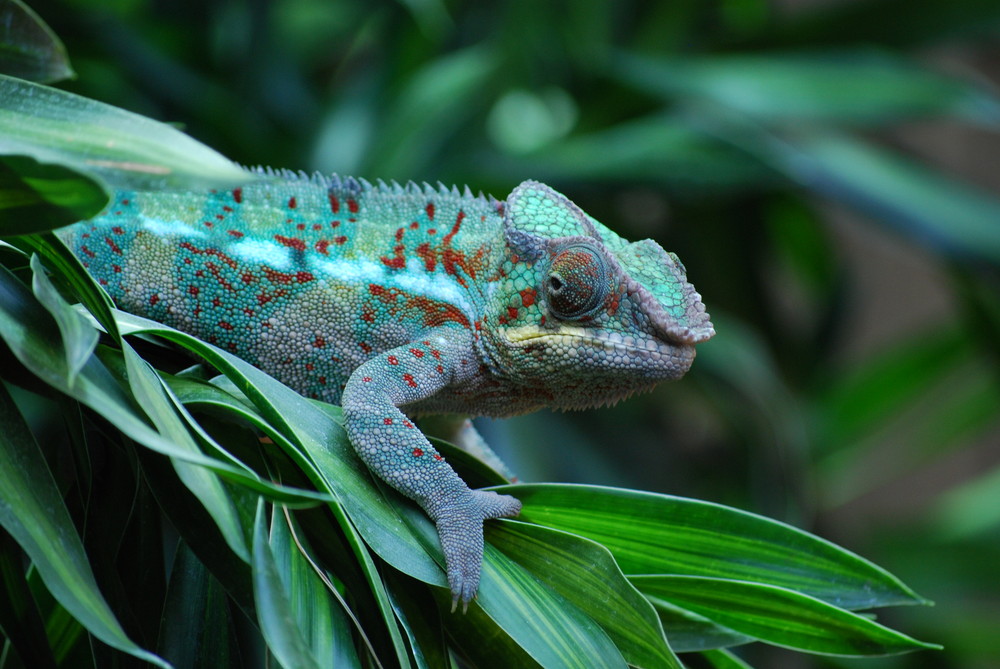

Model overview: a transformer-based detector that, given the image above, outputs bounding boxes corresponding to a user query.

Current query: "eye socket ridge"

[545,243,609,320]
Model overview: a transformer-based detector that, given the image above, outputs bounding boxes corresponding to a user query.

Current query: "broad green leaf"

[510,484,923,609]
[489,520,683,669]
[0,380,170,668]
[632,576,939,656]
[618,52,1000,125]
[0,74,253,192]
[0,0,73,83]
[392,511,629,669]
[29,252,97,384]
[0,155,108,232]
[252,501,322,669]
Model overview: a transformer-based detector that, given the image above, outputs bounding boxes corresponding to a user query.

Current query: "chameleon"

[59,171,715,607]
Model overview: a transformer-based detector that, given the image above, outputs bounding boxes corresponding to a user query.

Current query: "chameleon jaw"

[502,323,695,366]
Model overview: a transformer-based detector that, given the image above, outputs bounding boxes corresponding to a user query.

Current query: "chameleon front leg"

[340,331,522,608]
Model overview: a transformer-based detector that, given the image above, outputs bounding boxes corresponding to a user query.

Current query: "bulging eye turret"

[545,243,608,319]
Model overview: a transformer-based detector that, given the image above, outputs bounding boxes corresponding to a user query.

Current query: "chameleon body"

[60,171,715,605]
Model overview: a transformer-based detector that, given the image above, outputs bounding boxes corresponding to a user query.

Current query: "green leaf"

[251,501,322,669]
[0,155,109,232]
[618,52,1000,125]
[647,597,753,652]
[157,542,236,668]
[0,262,324,503]
[0,74,253,193]
[0,526,57,669]
[0,0,74,83]
[0,380,170,668]
[488,520,683,669]
[511,484,924,609]
[29,252,97,384]
[633,576,939,656]
[698,648,755,669]
[268,507,360,669]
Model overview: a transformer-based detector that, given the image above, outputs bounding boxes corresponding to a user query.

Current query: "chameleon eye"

[546,244,608,319]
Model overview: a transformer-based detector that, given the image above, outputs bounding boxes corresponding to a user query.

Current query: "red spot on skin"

[233,188,243,203]
[204,221,213,228]
[218,320,233,331]
[81,245,96,258]
[256,289,288,305]
[229,230,244,238]
[507,306,519,320]
[104,237,123,255]
[430,349,441,359]
[274,234,306,252]
[384,418,393,425]
[329,193,339,213]
[305,363,314,371]
[381,256,405,269]
[402,374,417,388]
[436,364,444,374]
[318,376,326,385]
[288,196,297,209]
[428,228,437,235]
[315,240,331,254]
[262,267,312,284]
[189,285,199,296]
[297,223,305,231]
[112,265,122,273]
[121,199,130,206]
[361,306,375,323]
[314,336,326,348]
[216,213,225,220]
[111,226,124,235]
[416,242,436,271]
[520,288,537,307]
[433,454,443,461]
[360,342,372,354]
[331,220,341,228]
[413,448,423,457]
[242,272,256,284]
[212,297,221,307]
[410,221,419,230]
[387,356,399,365]
[425,203,435,220]
[313,224,322,231]
[296,271,314,283]
[334,236,348,245]
[403,420,414,428]
[223,205,234,213]
[362,376,372,382]
[347,198,359,214]
[149,294,159,305]
[409,348,424,358]
[395,227,405,242]
[179,242,239,269]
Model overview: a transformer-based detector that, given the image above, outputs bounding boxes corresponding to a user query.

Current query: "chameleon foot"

[429,489,522,611]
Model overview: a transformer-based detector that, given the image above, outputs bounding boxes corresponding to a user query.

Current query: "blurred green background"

[23,0,1000,666]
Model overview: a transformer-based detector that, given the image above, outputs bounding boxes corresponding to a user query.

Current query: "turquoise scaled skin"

[60,172,715,607]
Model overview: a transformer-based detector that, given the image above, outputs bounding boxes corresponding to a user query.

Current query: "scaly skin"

[60,171,715,606]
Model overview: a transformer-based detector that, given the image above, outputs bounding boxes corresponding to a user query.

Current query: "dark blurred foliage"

[23,0,1000,666]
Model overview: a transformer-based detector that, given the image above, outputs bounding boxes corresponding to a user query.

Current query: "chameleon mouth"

[504,324,693,358]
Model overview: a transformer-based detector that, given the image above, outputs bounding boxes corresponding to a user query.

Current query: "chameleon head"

[484,181,715,411]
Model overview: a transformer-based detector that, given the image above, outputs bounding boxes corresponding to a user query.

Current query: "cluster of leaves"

[2,0,1000,666]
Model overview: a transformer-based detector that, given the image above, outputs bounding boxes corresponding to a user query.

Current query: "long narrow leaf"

[633,576,938,656]
[511,483,924,609]
[0,380,170,668]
